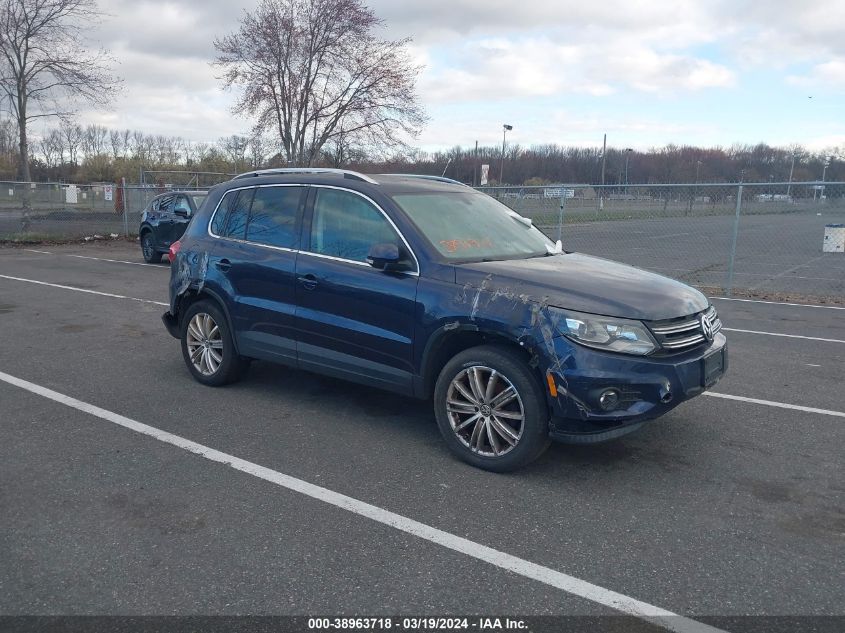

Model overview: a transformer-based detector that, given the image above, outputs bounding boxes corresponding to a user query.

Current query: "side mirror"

[174,208,190,218]
[367,242,401,270]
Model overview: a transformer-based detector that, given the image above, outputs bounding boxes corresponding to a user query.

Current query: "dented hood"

[453,253,708,321]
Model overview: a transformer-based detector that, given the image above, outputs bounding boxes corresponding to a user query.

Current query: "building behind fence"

[0,179,843,301]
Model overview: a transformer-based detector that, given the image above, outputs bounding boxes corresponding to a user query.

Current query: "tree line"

[0,119,269,184]
[363,142,844,186]
[0,116,840,187]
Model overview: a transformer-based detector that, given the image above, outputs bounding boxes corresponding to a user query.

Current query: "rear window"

[246,186,304,249]
[211,188,254,239]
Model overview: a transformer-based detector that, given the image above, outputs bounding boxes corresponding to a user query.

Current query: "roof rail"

[234,167,378,184]
[380,174,468,187]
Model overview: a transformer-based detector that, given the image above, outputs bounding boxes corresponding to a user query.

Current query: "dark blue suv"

[139,191,207,263]
[162,169,727,471]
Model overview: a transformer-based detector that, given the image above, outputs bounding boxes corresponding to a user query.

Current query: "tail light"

[168,240,182,264]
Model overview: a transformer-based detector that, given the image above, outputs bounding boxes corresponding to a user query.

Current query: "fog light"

[598,389,620,411]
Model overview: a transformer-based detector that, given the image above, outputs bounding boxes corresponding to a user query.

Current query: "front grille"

[647,306,722,353]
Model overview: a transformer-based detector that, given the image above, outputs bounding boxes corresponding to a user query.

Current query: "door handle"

[298,273,318,290]
[215,258,231,272]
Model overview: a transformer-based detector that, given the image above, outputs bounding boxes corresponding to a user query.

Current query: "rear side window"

[246,186,304,249]
[309,188,398,262]
[159,195,174,213]
[211,188,254,239]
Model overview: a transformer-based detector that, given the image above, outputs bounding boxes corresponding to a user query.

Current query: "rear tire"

[180,300,247,386]
[434,345,551,472]
[141,232,162,264]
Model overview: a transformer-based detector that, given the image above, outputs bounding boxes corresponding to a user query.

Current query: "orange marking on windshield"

[439,238,493,252]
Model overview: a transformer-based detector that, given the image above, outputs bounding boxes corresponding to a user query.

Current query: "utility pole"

[600,133,606,187]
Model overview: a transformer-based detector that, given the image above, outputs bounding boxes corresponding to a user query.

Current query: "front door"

[294,187,419,394]
[168,194,193,244]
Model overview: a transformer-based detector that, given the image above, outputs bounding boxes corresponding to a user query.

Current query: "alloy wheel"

[445,365,524,457]
[186,312,223,376]
[142,235,153,260]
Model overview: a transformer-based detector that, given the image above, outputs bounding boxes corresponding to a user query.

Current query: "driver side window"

[309,188,399,263]
[173,195,191,215]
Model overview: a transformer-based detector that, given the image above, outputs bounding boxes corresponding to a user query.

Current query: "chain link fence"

[478,182,845,300]
[0,179,843,301]
[0,181,205,242]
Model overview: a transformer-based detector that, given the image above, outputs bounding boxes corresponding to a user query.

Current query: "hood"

[453,253,708,321]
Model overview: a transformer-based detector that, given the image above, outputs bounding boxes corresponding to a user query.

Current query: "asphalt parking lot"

[0,242,843,631]
[547,212,845,298]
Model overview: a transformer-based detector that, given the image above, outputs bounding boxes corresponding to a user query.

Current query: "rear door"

[294,186,419,394]
[209,185,306,364]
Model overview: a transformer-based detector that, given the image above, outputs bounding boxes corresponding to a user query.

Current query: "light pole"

[820,157,831,201]
[596,132,607,215]
[624,148,633,194]
[786,153,796,197]
[499,124,512,185]
[691,160,702,213]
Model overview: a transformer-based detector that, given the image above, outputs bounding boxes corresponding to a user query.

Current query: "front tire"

[141,232,162,263]
[180,300,247,386]
[433,345,550,472]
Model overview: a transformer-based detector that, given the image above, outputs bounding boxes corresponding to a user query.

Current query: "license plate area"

[702,349,724,387]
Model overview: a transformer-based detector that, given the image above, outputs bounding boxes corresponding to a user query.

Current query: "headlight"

[548,307,657,356]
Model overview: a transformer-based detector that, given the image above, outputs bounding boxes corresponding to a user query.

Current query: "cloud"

[420,36,734,104]
[787,58,845,88]
[42,0,843,150]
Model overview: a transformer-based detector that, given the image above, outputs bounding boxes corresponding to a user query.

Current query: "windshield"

[392,191,554,261]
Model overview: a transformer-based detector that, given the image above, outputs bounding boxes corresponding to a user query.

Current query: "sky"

[76,0,845,153]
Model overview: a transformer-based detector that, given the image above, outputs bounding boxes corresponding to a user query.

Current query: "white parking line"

[0,274,168,307]
[13,248,165,269]
[0,369,724,633]
[710,297,845,310]
[722,327,845,344]
[69,254,166,268]
[705,392,845,418]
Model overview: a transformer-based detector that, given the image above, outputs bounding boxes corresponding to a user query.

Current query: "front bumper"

[545,332,727,442]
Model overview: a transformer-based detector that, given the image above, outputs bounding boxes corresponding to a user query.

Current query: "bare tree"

[214,0,426,166]
[60,120,82,165]
[247,133,268,168]
[120,128,131,159]
[81,123,107,158]
[0,0,118,181]
[322,124,368,167]
[219,134,249,167]
[108,128,123,160]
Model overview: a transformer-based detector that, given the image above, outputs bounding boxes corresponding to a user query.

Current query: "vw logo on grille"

[700,312,716,341]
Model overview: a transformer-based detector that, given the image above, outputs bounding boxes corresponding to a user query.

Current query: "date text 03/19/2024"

[307,617,528,630]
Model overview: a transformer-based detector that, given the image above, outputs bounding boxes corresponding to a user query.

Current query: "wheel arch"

[419,324,538,398]
[175,287,241,356]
